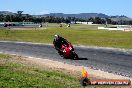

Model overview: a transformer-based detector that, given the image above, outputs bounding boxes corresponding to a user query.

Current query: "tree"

[17,11,23,17]
[106,18,112,24]
[88,17,93,21]
[16,11,23,22]
[94,17,102,24]
[0,14,4,21]
[128,20,132,25]
[5,15,11,22]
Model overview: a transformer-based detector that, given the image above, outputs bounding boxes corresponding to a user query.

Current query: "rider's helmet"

[54,34,60,39]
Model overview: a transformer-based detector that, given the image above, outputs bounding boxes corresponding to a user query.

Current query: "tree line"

[0,11,132,25]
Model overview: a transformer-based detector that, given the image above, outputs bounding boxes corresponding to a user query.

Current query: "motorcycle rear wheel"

[72,52,78,60]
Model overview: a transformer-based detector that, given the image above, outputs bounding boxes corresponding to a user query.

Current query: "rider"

[53,34,68,55]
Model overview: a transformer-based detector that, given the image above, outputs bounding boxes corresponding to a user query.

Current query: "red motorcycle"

[55,43,79,59]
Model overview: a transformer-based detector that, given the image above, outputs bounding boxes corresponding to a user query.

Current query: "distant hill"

[0,11,15,15]
[0,11,131,21]
[36,13,131,21]
[110,15,132,21]
[42,13,109,18]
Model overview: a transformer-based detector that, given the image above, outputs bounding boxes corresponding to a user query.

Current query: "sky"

[1,0,132,17]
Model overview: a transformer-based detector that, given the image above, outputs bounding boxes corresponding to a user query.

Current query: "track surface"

[0,41,132,77]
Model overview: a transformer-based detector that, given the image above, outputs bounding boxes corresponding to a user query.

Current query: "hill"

[0,11,131,21]
[0,11,15,15]
[43,13,109,18]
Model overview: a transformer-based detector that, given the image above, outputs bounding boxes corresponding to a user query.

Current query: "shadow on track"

[62,57,88,60]
[73,57,88,60]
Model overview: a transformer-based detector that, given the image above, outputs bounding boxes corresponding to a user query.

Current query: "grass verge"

[0,54,81,88]
[0,54,131,88]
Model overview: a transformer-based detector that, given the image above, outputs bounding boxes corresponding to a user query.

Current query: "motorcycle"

[54,42,79,59]
[55,43,79,59]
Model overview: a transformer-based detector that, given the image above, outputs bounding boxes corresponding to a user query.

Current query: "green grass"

[0,54,130,88]
[0,54,11,59]
[0,24,132,49]
[0,54,81,88]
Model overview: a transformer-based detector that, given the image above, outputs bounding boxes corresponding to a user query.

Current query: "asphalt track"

[0,41,132,78]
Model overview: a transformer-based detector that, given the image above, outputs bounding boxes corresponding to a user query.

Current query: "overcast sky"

[1,0,132,17]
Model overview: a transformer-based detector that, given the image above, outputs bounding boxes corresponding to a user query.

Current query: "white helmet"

[54,34,60,39]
